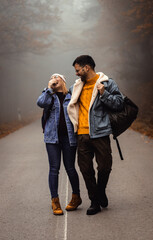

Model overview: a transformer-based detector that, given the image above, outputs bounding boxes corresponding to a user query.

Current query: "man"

[67,55,124,215]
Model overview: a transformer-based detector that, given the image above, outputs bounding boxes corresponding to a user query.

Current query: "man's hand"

[48,79,58,89]
[97,83,105,95]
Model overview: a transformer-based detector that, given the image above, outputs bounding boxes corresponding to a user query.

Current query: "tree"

[125,0,153,39]
[0,0,60,56]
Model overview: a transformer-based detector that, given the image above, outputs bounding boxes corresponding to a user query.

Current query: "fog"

[0,0,153,125]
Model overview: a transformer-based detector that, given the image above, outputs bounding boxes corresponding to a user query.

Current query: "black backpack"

[108,96,138,138]
[107,96,139,160]
[41,97,54,133]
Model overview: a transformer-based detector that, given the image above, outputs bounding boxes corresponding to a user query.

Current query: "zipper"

[55,95,61,143]
[63,99,71,144]
[88,110,91,136]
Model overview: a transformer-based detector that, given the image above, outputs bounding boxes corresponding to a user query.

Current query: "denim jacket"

[37,88,77,146]
[89,78,124,138]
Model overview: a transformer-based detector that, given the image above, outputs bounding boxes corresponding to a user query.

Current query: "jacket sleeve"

[100,79,124,111]
[37,88,53,108]
[68,85,74,95]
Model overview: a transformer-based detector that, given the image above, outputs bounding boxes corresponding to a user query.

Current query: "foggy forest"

[0,0,153,138]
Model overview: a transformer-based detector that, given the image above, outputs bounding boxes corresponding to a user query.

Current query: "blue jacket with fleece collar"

[67,72,124,138]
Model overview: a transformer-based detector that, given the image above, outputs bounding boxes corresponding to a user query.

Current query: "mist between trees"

[0,0,153,134]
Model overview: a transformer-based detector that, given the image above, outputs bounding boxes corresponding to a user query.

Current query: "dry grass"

[0,114,41,139]
[130,118,153,139]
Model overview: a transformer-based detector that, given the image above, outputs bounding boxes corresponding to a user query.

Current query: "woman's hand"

[48,79,58,89]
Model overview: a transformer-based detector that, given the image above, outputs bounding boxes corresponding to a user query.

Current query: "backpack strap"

[42,96,54,133]
[113,136,124,160]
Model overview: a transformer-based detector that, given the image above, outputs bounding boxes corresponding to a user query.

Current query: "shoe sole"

[100,204,108,208]
[86,208,101,215]
[53,212,64,215]
[65,201,82,211]
[100,202,108,208]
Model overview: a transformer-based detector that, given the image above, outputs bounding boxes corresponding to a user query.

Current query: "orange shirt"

[77,74,99,135]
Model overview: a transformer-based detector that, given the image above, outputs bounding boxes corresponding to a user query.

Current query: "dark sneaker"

[100,192,108,208]
[86,202,101,215]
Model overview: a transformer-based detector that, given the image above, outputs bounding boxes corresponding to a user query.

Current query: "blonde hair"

[61,80,68,95]
[50,73,68,95]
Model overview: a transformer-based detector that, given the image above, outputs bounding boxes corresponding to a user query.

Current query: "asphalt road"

[0,120,153,240]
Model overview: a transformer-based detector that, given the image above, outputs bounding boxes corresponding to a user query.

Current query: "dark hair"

[72,55,96,70]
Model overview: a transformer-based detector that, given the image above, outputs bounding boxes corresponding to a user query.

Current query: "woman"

[37,73,82,215]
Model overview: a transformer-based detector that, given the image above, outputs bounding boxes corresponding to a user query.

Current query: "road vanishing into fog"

[0,120,153,240]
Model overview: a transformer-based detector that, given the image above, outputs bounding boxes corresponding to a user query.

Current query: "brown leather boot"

[65,194,82,211]
[52,197,63,215]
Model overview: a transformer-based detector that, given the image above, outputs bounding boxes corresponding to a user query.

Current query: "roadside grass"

[0,114,41,139]
[130,118,153,139]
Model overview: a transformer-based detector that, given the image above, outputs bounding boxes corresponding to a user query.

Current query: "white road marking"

[54,164,69,240]
[64,176,68,240]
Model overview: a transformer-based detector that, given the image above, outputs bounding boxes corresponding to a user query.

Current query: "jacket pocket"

[44,118,56,136]
[94,113,108,131]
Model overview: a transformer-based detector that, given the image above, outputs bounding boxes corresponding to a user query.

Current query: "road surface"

[0,120,153,240]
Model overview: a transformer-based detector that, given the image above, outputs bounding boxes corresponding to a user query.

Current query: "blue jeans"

[46,135,80,198]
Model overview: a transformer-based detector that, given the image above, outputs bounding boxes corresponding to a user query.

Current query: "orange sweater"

[77,74,99,135]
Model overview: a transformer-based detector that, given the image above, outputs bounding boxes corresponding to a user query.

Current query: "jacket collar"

[65,92,71,101]
[74,72,109,85]
[71,72,109,105]
[52,92,71,101]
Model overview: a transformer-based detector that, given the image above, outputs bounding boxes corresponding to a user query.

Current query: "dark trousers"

[46,135,80,198]
[77,134,112,201]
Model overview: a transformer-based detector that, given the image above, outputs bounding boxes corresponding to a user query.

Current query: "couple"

[37,55,124,216]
